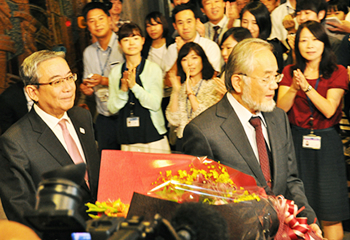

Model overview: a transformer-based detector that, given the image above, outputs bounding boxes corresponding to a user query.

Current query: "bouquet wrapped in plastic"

[95,150,321,240]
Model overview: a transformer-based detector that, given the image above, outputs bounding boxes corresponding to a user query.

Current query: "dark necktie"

[249,117,272,188]
[213,26,220,43]
[58,119,89,187]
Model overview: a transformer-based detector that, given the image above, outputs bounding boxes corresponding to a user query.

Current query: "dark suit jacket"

[0,81,28,135]
[0,106,100,227]
[182,94,317,224]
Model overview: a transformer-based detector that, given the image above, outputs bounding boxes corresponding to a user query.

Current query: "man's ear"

[173,22,177,31]
[107,16,112,26]
[231,74,243,93]
[318,10,326,21]
[25,85,39,102]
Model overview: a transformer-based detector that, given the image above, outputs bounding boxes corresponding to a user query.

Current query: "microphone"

[171,203,229,240]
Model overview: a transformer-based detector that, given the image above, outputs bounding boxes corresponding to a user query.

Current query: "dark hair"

[241,2,271,40]
[296,0,327,21]
[145,11,169,39]
[118,22,144,41]
[220,27,252,47]
[327,0,349,15]
[292,21,338,79]
[177,42,214,83]
[82,2,110,20]
[172,2,197,23]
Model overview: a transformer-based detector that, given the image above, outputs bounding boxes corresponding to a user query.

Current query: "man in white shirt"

[80,2,124,153]
[164,3,221,73]
[270,0,296,44]
[200,0,240,45]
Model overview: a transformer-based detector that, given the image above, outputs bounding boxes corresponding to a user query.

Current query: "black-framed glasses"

[240,73,284,85]
[34,73,77,87]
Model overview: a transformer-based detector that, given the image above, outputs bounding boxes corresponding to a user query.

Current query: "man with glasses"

[0,50,100,232]
[182,38,322,237]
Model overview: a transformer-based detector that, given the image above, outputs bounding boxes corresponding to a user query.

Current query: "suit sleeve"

[0,134,37,227]
[282,111,318,225]
[182,121,215,159]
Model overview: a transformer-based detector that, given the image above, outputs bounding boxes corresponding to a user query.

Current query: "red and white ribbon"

[277,196,311,240]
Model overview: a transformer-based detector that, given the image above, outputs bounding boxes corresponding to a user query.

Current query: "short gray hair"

[20,50,66,86]
[225,38,272,92]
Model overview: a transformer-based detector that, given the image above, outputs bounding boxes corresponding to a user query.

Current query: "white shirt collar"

[94,31,118,51]
[193,32,201,43]
[226,93,267,128]
[33,104,72,129]
[285,0,295,11]
[208,15,228,29]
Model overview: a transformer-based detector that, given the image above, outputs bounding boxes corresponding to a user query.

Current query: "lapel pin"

[80,127,85,134]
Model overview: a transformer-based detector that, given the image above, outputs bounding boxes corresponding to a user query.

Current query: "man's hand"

[175,36,185,52]
[327,20,350,34]
[84,74,103,87]
[309,223,323,239]
[226,1,239,21]
[80,82,94,96]
[283,14,296,34]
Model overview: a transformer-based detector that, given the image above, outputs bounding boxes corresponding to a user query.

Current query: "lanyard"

[96,36,117,76]
[186,79,203,120]
[306,77,320,132]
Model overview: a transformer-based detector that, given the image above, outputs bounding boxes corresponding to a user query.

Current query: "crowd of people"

[1,0,350,239]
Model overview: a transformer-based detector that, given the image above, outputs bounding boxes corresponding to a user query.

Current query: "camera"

[25,163,184,240]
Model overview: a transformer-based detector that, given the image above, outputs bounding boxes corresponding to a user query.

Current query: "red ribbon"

[277,196,311,240]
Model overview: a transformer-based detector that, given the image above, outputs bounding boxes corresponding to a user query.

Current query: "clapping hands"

[121,68,136,92]
[293,69,309,91]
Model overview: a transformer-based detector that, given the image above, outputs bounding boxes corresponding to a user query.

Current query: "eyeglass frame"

[239,73,284,85]
[33,73,77,87]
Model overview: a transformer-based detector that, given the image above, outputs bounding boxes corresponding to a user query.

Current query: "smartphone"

[326,16,342,25]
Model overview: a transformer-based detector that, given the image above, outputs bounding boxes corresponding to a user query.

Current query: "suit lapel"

[28,109,73,167]
[263,112,278,186]
[217,96,267,185]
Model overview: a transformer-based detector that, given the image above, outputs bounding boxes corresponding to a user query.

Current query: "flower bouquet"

[95,150,321,240]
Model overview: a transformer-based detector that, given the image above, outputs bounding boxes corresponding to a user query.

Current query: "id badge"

[302,135,321,149]
[126,117,140,127]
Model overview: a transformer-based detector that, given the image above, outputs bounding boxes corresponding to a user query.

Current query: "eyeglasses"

[34,73,77,87]
[240,73,284,85]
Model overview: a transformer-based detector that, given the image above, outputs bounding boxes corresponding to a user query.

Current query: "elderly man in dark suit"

[0,50,100,229]
[182,38,322,236]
